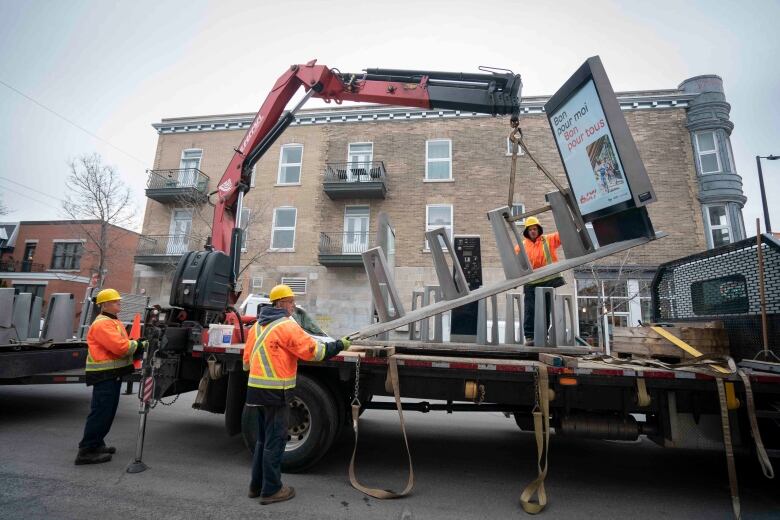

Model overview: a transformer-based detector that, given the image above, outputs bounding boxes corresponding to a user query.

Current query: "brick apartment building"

[0,220,139,316]
[134,74,747,344]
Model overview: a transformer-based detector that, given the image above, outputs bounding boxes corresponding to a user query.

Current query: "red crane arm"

[211,61,435,252]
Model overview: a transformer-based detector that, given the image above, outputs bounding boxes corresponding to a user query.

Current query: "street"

[0,384,777,520]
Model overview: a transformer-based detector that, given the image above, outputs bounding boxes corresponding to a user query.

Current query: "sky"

[0,0,778,235]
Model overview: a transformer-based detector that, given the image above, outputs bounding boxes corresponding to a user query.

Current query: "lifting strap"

[715,377,741,520]
[349,355,414,499]
[520,363,551,514]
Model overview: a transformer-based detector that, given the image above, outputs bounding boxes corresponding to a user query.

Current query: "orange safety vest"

[242,317,326,390]
[85,314,138,372]
[521,232,561,269]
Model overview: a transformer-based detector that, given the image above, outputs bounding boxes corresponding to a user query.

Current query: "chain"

[351,356,361,407]
[150,392,180,408]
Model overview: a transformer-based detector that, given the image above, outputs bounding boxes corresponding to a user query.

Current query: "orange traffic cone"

[129,313,142,369]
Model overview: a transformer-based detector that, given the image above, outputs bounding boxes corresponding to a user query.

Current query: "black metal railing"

[136,234,192,256]
[0,259,46,272]
[146,169,209,192]
[319,232,375,255]
[324,161,386,183]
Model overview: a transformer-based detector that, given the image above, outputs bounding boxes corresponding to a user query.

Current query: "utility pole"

[756,154,778,233]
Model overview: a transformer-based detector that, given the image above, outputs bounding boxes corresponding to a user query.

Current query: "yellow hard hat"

[269,284,295,302]
[522,216,544,239]
[95,288,122,304]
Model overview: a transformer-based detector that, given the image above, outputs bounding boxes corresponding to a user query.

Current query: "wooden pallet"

[612,323,729,361]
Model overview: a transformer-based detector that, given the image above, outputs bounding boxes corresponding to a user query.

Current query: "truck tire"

[240,374,339,473]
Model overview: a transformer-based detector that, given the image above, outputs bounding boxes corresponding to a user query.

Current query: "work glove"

[340,336,352,349]
[139,340,149,349]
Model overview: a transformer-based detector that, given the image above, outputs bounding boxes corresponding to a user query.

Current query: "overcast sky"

[1,0,778,235]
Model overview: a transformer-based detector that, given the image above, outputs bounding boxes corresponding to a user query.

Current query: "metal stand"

[504,293,524,345]
[546,190,594,259]
[361,247,405,323]
[477,295,499,345]
[487,206,533,280]
[410,286,443,342]
[426,228,469,300]
[126,336,158,474]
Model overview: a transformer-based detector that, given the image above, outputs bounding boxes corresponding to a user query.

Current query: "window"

[575,277,654,347]
[281,277,307,294]
[251,276,263,290]
[704,204,732,248]
[425,204,453,250]
[511,203,525,226]
[694,131,721,174]
[179,149,202,187]
[343,206,370,254]
[506,137,525,156]
[277,144,303,184]
[271,207,297,250]
[240,208,251,252]
[13,283,45,300]
[50,242,83,270]
[425,139,452,180]
[691,275,748,315]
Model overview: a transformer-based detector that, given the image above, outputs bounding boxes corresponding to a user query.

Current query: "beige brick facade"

[136,88,723,337]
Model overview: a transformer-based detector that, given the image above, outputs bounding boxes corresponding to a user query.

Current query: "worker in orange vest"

[514,217,566,345]
[243,284,350,504]
[75,288,146,465]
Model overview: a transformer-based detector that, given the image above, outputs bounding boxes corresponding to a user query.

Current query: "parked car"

[238,293,335,343]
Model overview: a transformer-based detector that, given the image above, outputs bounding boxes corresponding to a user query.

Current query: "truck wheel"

[240,375,339,473]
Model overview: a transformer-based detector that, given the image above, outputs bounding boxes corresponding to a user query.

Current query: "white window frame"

[270,207,297,251]
[425,139,452,181]
[704,204,733,249]
[506,137,525,156]
[425,204,453,251]
[250,164,257,188]
[511,203,525,226]
[251,276,263,290]
[276,144,303,185]
[347,142,374,162]
[694,131,722,174]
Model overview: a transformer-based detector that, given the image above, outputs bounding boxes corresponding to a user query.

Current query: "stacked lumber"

[611,322,730,361]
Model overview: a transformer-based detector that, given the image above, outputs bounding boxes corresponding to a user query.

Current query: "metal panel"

[42,293,75,342]
[476,295,499,345]
[12,293,32,341]
[361,247,405,322]
[28,296,42,340]
[0,288,14,328]
[504,293,524,345]
[487,206,533,280]
[546,190,594,259]
[426,228,469,301]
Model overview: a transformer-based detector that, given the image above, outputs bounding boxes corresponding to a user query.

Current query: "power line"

[0,78,148,166]
[0,185,58,210]
[0,176,65,203]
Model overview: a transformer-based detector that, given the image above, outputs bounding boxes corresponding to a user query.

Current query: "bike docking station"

[354,56,665,353]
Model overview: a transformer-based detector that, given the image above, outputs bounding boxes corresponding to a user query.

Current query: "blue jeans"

[250,404,288,496]
[79,378,122,450]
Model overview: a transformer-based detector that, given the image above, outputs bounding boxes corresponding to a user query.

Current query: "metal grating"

[281,277,307,294]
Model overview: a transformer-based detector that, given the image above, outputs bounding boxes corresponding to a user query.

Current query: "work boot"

[261,485,295,505]
[248,487,261,499]
[525,338,535,346]
[74,448,112,465]
[96,446,116,454]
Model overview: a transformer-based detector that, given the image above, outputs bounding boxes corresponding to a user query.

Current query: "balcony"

[323,161,387,200]
[145,169,209,204]
[134,234,192,266]
[318,232,375,266]
[0,259,46,273]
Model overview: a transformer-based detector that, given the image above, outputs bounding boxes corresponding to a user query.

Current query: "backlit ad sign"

[545,56,656,221]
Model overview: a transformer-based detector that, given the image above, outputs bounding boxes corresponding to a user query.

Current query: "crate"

[611,322,729,361]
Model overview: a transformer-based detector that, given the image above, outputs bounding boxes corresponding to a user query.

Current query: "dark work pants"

[79,378,122,450]
[250,404,289,496]
[523,285,553,339]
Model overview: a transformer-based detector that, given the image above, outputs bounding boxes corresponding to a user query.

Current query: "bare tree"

[172,189,270,289]
[62,153,136,287]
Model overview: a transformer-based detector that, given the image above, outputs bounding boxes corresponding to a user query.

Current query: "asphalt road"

[0,384,777,520]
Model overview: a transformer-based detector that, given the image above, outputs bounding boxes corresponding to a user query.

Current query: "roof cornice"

[153,89,694,135]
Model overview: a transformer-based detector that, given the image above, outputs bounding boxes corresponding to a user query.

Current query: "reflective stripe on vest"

[533,236,559,286]
[248,317,290,390]
[313,341,326,361]
[85,315,135,372]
